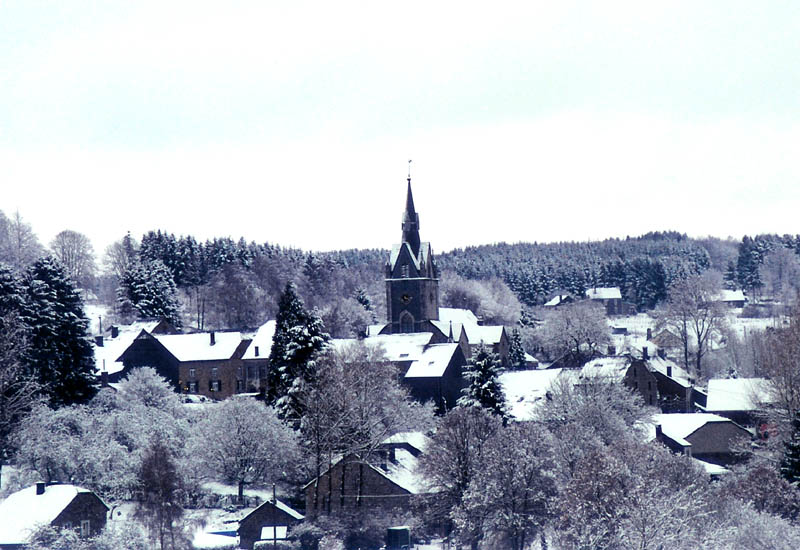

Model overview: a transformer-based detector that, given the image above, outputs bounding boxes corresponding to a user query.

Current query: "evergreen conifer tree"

[458,343,507,418]
[781,409,800,486]
[117,260,182,327]
[509,327,527,369]
[23,256,96,406]
[268,282,329,426]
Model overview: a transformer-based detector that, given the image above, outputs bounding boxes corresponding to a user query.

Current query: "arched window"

[399,311,415,333]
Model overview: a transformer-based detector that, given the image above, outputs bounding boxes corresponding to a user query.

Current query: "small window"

[80,520,90,538]
[211,367,218,379]
[401,264,409,278]
[63,521,72,530]
[189,381,198,394]
[189,368,196,379]
[236,379,244,392]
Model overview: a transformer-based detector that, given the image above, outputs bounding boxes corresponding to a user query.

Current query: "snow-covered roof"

[438,308,479,326]
[646,357,691,388]
[578,356,631,382]
[434,308,504,345]
[382,431,430,453]
[342,332,434,362]
[462,325,504,346]
[654,413,733,444]
[377,432,431,494]
[706,378,774,412]
[715,289,746,303]
[586,287,622,300]
[0,484,105,545]
[404,343,459,378]
[389,242,432,271]
[543,294,570,307]
[694,458,730,476]
[94,320,164,375]
[154,331,244,362]
[366,323,387,337]
[239,496,304,524]
[500,369,564,421]
[242,320,275,360]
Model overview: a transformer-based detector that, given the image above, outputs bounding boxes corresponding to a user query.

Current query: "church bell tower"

[385,175,440,333]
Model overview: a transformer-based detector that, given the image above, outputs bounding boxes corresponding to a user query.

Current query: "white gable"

[242,320,275,360]
[155,331,243,362]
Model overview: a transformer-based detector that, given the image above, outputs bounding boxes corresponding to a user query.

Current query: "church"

[358,175,510,410]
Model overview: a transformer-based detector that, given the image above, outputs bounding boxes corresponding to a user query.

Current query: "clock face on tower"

[401,294,412,304]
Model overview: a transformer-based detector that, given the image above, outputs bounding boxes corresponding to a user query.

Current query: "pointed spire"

[401,168,421,257]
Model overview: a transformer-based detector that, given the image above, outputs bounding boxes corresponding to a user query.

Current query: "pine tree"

[458,343,507,418]
[268,282,329,426]
[117,260,182,327]
[781,409,800,486]
[508,327,527,369]
[23,256,96,406]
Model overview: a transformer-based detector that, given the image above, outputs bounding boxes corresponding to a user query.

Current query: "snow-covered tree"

[23,256,96,406]
[417,407,502,537]
[455,422,559,550]
[267,281,329,426]
[117,259,182,327]
[457,343,507,418]
[194,397,300,502]
[508,327,527,369]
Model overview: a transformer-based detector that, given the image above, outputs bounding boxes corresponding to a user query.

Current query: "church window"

[402,264,409,278]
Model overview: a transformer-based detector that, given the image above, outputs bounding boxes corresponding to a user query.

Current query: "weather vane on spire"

[408,159,412,183]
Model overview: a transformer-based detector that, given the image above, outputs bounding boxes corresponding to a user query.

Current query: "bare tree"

[50,229,96,289]
[656,272,726,378]
[539,300,610,366]
[0,211,43,270]
[103,232,138,279]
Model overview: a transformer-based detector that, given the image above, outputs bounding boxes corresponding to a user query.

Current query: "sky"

[2,1,800,258]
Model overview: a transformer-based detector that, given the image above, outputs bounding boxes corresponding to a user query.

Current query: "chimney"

[254,346,260,357]
[94,335,104,347]
[646,328,652,340]
[210,332,216,346]
[642,346,649,360]
[111,326,119,339]
[36,482,46,495]
[607,344,616,356]
[655,425,663,441]
[657,348,666,359]
[666,365,673,377]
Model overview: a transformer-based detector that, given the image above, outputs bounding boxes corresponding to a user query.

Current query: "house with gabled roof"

[0,482,108,549]
[237,496,304,550]
[653,413,751,467]
[115,329,252,400]
[303,432,431,519]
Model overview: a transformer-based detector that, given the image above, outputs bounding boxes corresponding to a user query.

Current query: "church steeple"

[401,177,421,257]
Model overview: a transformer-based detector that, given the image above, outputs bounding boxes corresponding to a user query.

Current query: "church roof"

[404,343,460,378]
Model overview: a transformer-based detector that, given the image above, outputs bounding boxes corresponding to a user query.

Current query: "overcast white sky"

[2,1,800,257]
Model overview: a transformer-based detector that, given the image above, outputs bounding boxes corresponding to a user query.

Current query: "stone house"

[654,413,752,467]
[304,432,430,519]
[0,483,108,549]
[237,497,304,550]
[115,330,252,400]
